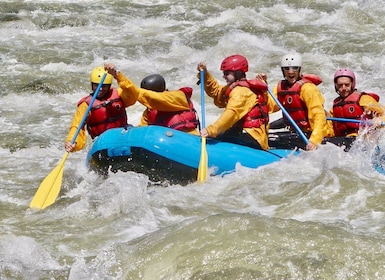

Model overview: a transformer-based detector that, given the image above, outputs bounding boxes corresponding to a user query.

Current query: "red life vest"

[147,87,199,131]
[224,79,270,128]
[277,74,322,131]
[332,91,380,136]
[79,88,127,138]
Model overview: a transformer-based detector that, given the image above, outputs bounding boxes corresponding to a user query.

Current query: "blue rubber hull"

[86,126,298,184]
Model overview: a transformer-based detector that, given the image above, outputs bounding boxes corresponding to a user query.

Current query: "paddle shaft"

[267,88,309,144]
[200,70,206,128]
[30,73,107,210]
[197,69,208,182]
[70,73,107,144]
[327,117,361,124]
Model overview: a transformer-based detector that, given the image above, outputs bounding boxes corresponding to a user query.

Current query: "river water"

[2,0,385,279]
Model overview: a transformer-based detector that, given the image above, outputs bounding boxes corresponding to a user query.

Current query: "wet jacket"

[277,79,311,131]
[199,71,277,150]
[79,88,127,138]
[145,87,199,131]
[224,79,269,129]
[272,75,331,146]
[332,91,382,136]
[138,86,200,135]
[65,72,138,152]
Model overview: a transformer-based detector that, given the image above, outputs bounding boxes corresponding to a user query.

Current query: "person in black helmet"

[140,74,166,92]
[136,74,199,135]
[103,64,199,134]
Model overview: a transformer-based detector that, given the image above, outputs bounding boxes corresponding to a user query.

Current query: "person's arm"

[104,63,139,107]
[360,95,384,117]
[268,86,280,113]
[301,83,327,145]
[138,89,190,111]
[115,71,139,107]
[65,102,88,152]
[195,64,228,108]
[206,87,256,137]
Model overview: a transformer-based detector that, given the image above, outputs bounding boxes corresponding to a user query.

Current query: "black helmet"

[140,74,166,92]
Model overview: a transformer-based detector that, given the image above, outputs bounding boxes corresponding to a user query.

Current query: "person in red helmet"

[197,54,276,150]
[329,67,383,137]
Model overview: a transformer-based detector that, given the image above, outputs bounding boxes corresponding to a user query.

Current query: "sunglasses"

[223,71,232,76]
[282,66,300,71]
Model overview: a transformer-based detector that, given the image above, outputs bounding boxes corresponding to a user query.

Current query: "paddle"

[30,73,107,210]
[327,117,385,126]
[267,87,309,145]
[197,69,208,182]
[327,117,363,124]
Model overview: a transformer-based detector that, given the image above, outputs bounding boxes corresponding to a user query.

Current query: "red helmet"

[220,54,248,72]
[334,68,356,91]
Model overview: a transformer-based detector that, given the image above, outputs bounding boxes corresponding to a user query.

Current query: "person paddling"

[328,68,384,137]
[65,65,138,152]
[197,54,277,150]
[269,53,333,151]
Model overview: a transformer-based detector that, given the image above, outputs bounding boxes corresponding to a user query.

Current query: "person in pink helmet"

[197,54,277,150]
[329,68,383,137]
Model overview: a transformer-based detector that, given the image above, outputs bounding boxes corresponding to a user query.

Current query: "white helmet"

[281,53,303,68]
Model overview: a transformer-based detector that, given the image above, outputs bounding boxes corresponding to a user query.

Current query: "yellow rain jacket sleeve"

[201,72,228,108]
[137,88,199,135]
[65,102,88,152]
[267,92,280,114]
[201,72,269,150]
[138,88,191,111]
[301,83,330,145]
[65,71,139,152]
[360,95,384,116]
[272,83,331,145]
[115,71,139,107]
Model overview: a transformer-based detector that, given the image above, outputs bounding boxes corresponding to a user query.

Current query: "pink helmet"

[220,54,248,72]
[334,68,356,91]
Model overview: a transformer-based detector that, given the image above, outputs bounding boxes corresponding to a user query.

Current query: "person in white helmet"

[270,53,333,151]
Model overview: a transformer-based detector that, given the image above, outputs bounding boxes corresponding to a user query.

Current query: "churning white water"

[2,0,385,279]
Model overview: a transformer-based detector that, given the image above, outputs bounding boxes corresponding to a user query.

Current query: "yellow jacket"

[272,82,332,145]
[65,72,138,152]
[138,88,199,135]
[201,72,277,150]
[328,94,385,137]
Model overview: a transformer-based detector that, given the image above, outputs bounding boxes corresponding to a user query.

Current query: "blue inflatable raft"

[86,126,300,185]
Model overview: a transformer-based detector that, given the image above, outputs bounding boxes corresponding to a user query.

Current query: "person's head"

[90,66,113,99]
[220,54,248,85]
[333,68,356,98]
[281,53,302,85]
[140,74,166,92]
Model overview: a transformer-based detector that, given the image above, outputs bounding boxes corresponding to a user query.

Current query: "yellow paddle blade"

[197,137,208,182]
[30,152,69,210]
